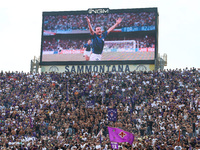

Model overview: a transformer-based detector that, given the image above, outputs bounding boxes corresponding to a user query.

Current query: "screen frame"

[39,7,158,66]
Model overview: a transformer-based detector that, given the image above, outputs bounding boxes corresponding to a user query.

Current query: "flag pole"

[102,83,104,105]
[177,127,180,142]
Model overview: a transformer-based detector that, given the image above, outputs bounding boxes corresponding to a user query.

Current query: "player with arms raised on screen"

[86,16,122,61]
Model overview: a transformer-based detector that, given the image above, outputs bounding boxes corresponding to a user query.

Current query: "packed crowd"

[42,36,155,52]
[0,68,200,150]
[43,12,155,31]
[42,38,86,51]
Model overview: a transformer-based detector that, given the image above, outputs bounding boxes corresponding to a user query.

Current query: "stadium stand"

[42,36,155,52]
[0,68,200,149]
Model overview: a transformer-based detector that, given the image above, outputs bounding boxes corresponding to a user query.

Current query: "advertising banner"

[41,64,155,73]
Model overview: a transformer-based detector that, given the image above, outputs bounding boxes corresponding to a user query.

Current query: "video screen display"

[40,8,158,65]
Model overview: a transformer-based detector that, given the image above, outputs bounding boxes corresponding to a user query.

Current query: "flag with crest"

[107,108,117,122]
[108,127,134,145]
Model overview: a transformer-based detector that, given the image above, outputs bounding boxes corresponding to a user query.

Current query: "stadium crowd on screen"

[43,12,155,31]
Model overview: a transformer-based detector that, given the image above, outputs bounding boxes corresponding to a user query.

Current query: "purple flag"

[86,100,95,108]
[107,108,117,122]
[108,127,134,145]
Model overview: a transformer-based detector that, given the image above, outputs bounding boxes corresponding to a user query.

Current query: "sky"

[0,0,200,72]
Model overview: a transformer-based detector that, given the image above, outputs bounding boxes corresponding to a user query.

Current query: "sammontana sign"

[41,64,155,73]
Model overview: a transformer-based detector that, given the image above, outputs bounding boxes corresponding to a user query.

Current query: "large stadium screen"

[40,8,158,65]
